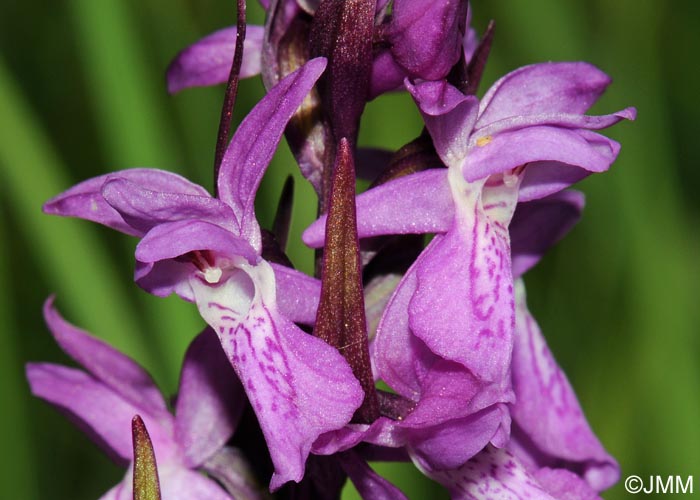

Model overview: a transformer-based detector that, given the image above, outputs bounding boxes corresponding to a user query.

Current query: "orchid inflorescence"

[27,1,635,499]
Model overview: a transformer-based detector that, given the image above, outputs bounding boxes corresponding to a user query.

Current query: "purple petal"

[369,49,406,98]
[518,161,590,202]
[134,259,197,301]
[408,208,514,383]
[217,58,327,251]
[406,80,479,168]
[338,450,409,500]
[43,297,168,414]
[175,329,245,468]
[189,260,363,490]
[510,282,619,491]
[303,169,453,248]
[312,416,402,456]
[43,169,210,237]
[401,352,510,430]
[408,405,511,471]
[374,243,425,398]
[510,190,585,278]
[166,26,264,94]
[102,178,238,235]
[388,0,468,81]
[374,235,514,464]
[271,263,320,325]
[26,363,174,466]
[418,445,558,500]
[135,220,258,267]
[364,274,402,339]
[477,62,613,126]
[463,125,620,182]
[474,107,637,140]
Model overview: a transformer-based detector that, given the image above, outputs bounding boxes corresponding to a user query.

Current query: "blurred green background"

[0,0,697,498]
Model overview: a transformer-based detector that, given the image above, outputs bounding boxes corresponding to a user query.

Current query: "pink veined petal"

[510,190,585,279]
[477,62,613,126]
[270,263,320,325]
[175,329,245,469]
[463,125,620,182]
[303,169,454,248]
[374,234,513,466]
[217,58,327,252]
[415,445,558,500]
[408,203,514,384]
[102,178,238,235]
[43,169,210,237]
[43,297,168,414]
[189,259,363,490]
[338,450,409,500]
[388,0,468,81]
[511,281,619,491]
[166,25,264,94]
[26,363,174,466]
[406,79,479,169]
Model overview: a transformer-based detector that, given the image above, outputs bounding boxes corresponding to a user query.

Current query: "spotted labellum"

[27,1,634,499]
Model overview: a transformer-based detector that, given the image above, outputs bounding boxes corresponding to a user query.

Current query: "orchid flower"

[26,299,253,500]
[43,59,364,490]
[304,64,634,471]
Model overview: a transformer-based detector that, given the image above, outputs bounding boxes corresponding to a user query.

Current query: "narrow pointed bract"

[315,138,378,423]
[132,416,162,500]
